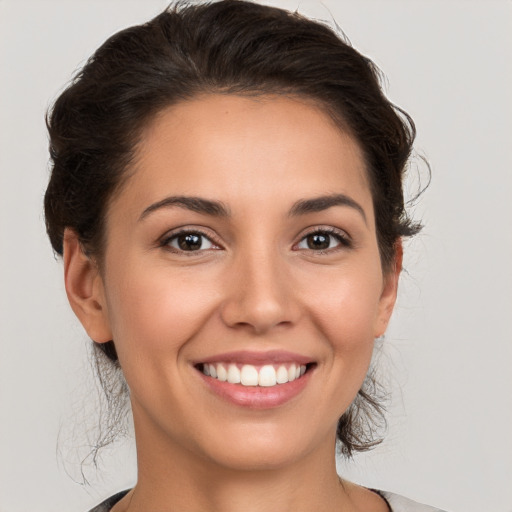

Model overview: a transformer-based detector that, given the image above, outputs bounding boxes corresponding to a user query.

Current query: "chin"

[193,421,333,473]
[203,442,305,472]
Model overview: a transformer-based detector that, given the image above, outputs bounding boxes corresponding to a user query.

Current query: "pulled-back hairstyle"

[45,0,421,458]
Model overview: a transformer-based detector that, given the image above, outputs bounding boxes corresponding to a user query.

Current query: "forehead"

[111,94,373,220]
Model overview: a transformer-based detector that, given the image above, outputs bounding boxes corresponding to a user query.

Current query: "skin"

[64,94,401,512]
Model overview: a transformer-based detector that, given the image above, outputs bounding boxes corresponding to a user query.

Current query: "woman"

[44,1,446,511]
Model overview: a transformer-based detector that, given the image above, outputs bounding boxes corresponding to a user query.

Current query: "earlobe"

[375,240,403,338]
[63,229,112,343]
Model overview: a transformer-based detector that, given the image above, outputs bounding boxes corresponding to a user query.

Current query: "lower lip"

[197,368,313,409]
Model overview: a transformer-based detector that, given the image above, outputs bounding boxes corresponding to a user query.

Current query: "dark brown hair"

[45,0,421,458]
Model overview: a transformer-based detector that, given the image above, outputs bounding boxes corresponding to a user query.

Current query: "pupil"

[178,233,202,251]
[308,233,330,250]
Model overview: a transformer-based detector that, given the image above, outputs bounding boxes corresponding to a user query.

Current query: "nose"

[220,248,299,335]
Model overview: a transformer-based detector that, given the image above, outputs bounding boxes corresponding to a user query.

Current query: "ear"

[63,229,112,343]
[374,240,403,338]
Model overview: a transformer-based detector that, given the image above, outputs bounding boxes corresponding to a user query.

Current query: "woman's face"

[70,94,400,471]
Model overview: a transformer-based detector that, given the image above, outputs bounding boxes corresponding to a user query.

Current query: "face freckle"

[95,94,399,471]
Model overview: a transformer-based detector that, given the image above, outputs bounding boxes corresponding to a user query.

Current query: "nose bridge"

[220,239,297,333]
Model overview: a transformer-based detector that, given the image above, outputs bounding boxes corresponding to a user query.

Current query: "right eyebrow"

[138,196,231,222]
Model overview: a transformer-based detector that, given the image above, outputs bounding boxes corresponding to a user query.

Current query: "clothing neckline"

[90,487,392,512]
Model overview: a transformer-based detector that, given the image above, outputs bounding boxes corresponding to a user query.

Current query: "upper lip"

[194,350,314,366]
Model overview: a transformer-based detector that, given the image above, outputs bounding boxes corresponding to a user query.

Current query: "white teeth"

[203,362,308,387]
[216,363,227,382]
[288,364,297,382]
[258,365,277,387]
[240,365,259,386]
[227,364,241,384]
[276,365,289,384]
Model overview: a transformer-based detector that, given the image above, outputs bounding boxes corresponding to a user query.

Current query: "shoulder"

[87,490,130,512]
[377,490,449,512]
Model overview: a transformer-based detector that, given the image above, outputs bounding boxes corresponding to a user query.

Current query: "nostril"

[219,277,300,334]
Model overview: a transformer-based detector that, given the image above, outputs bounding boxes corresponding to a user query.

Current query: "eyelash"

[294,227,352,254]
[159,227,352,255]
[159,228,222,255]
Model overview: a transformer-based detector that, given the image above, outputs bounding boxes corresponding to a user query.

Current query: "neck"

[122,415,350,512]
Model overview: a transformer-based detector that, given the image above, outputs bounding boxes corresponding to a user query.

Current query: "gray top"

[88,489,448,511]
[380,491,448,511]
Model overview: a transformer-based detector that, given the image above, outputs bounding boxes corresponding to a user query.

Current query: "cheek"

[103,262,220,366]
[303,263,383,351]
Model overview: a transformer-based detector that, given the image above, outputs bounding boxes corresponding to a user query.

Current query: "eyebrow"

[138,193,366,223]
[289,194,367,224]
[139,196,230,221]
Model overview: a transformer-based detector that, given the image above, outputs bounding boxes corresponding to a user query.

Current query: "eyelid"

[159,226,224,253]
[157,225,352,254]
[293,226,352,251]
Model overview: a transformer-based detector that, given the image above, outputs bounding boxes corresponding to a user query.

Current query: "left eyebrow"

[289,194,367,224]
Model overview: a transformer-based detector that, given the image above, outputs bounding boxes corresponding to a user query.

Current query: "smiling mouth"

[196,362,315,388]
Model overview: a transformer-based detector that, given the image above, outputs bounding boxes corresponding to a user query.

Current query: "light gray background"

[1,1,511,511]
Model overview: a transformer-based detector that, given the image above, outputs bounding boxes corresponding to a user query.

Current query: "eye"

[296,229,350,252]
[163,230,218,253]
